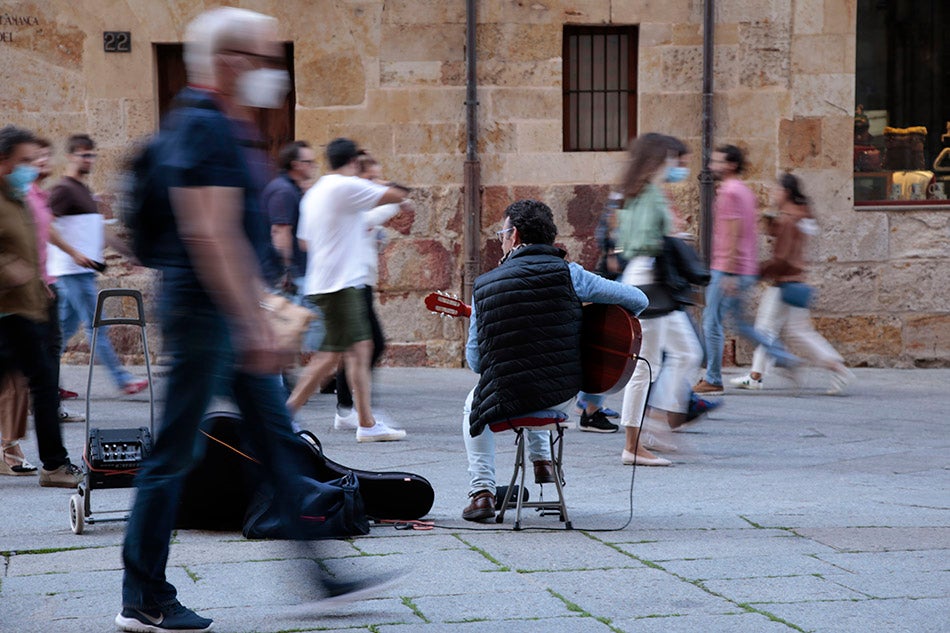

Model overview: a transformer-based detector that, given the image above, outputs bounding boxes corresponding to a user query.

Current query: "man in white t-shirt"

[287,138,411,441]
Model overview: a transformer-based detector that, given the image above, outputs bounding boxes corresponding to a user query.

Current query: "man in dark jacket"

[0,125,83,488]
[461,199,648,522]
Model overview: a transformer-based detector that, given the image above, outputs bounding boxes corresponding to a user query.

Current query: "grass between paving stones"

[547,589,623,632]
[182,565,201,583]
[739,515,796,532]
[585,532,809,632]
[400,596,430,623]
[452,534,510,571]
[1,545,101,556]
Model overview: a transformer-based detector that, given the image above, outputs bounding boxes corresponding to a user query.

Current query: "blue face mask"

[665,165,690,184]
[4,164,39,199]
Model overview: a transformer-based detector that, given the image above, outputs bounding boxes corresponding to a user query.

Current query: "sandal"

[1,441,38,476]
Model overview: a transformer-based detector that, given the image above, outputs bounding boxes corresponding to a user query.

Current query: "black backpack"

[116,97,217,267]
[115,136,169,267]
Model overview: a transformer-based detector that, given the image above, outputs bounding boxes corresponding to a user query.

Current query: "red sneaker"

[122,379,149,395]
[59,387,79,400]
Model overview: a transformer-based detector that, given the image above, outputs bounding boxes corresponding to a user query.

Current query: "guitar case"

[295,429,435,521]
[176,411,434,530]
[176,411,254,531]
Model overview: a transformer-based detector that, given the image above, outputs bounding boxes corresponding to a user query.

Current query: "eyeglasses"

[496,227,514,240]
[218,48,285,67]
[74,152,97,159]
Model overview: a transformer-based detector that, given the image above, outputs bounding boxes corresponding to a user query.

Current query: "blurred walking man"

[118,9,396,633]
[286,138,411,441]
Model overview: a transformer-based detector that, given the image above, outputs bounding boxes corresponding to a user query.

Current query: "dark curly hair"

[277,140,310,172]
[0,125,37,159]
[504,199,557,246]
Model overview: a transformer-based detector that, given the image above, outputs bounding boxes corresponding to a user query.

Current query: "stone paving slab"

[526,567,735,620]
[611,527,841,560]
[612,612,796,633]
[703,573,871,603]
[820,568,950,600]
[762,596,949,633]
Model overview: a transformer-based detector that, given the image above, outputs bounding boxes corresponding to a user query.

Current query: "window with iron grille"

[563,25,638,152]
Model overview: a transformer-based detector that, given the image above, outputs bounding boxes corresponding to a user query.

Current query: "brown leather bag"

[259,293,316,353]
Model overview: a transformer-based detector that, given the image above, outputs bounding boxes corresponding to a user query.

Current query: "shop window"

[563,25,638,152]
[854,0,950,206]
[154,42,296,158]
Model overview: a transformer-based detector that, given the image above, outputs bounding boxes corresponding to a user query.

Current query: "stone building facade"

[3,0,947,367]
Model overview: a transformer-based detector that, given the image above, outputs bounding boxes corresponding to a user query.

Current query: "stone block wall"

[4,0,946,367]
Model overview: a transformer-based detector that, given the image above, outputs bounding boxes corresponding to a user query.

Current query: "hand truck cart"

[69,289,155,534]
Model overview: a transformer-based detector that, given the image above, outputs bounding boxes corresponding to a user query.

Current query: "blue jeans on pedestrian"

[701,270,798,386]
[121,273,315,610]
[461,388,556,496]
[56,272,133,389]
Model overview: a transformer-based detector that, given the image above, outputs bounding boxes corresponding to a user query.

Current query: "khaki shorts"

[310,287,371,352]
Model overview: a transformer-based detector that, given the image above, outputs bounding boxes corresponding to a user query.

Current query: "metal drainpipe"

[699,0,716,264]
[462,0,481,304]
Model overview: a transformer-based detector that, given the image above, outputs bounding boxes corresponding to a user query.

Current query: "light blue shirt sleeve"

[569,262,649,315]
[465,302,480,373]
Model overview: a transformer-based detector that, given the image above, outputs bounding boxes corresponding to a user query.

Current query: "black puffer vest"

[468,244,583,436]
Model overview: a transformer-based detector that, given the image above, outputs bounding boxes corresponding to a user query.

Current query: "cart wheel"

[69,494,84,535]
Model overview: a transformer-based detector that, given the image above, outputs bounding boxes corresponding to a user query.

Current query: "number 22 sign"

[103,31,131,53]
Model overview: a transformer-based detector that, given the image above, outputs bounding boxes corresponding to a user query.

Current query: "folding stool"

[489,413,572,530]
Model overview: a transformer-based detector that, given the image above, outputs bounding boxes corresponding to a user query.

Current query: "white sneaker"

[730,374,763,390]
[333,407,358,430]
[642,432,678,453]
[356,420,407,443]
[58,406,85,423]
[827,368,855,395]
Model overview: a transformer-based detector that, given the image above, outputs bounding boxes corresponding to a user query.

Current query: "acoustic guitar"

[423,292,641,394]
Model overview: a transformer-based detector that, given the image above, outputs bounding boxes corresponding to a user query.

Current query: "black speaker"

[86,427,152,489]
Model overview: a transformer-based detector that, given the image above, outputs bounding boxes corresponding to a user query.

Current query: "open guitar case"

[176,411,434,532]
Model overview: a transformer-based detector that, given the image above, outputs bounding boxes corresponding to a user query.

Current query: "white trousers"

[619,257,703,427]
[751,286,843,375]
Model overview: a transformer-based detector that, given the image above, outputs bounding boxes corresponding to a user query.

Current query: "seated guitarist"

[462,199,648,522]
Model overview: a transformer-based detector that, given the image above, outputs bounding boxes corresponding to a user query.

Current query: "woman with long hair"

[731,172,854,394]
[614,134,704,466]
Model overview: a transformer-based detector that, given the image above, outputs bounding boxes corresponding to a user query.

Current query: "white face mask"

[236,68,290,109]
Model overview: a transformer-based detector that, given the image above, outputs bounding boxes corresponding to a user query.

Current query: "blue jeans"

[701,271,798,386]
[577,392,604,409]
[461,388,557,496]
[292,276,325,353]
[56,273,133,389]
[121,273,316,609]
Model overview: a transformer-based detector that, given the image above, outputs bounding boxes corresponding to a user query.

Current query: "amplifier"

[86,427,153,489]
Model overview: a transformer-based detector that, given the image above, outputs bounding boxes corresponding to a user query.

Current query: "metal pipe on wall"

[699,0,716,263]
[462,0,481,304]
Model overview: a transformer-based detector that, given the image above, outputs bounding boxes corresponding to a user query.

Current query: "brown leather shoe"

[693,379,724,395]
[533,460,555,484]
[462,490,496,522]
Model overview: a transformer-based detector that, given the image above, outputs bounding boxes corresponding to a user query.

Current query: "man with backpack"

[117,9,398,633]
